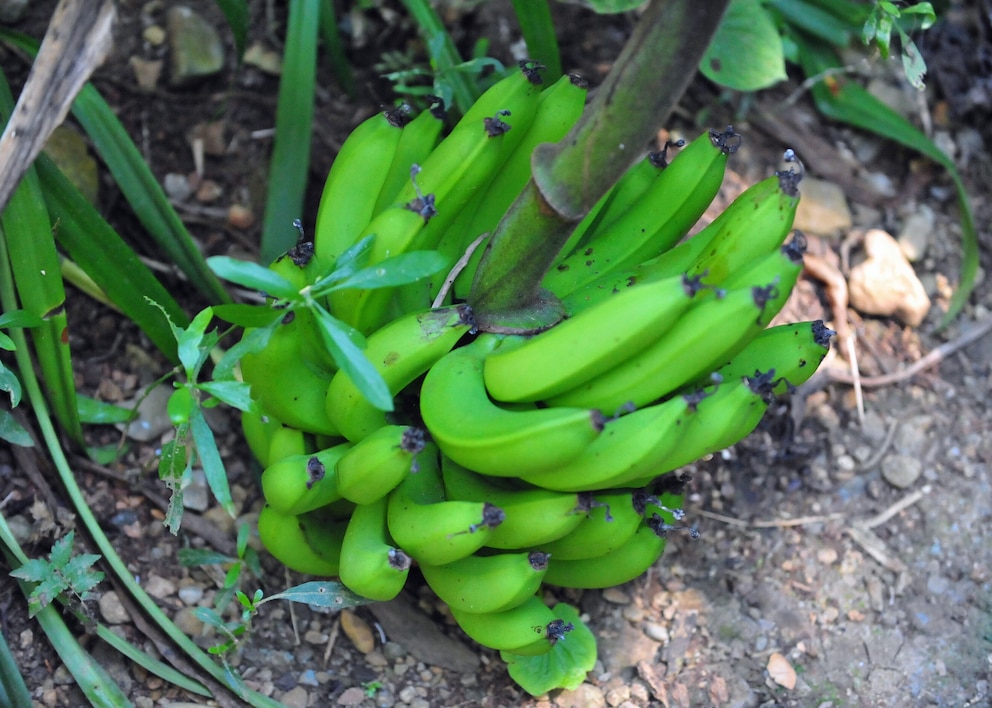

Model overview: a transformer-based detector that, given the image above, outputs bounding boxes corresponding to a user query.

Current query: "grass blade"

[510,0,562,79]
[0,629,31,708]
[259,0,321,263]
[319,0,356,97]
[95,624,211,698]
[212,0,249,60]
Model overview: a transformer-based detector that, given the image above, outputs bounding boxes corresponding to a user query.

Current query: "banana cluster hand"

[237,59,835,689]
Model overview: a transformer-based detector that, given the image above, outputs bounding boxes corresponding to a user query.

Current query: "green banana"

[335,425,426,504]
[256,503,344,577]
[420,550,550,614]
[324,303,475,442]
[542,521,667,590]
[338,495,412,602]
[443,72,590,301]
[239,311,340,437]
[374,97,447,215]
[314,106,409,260]
[241,406,281,468]
[260,441,352,516]
[710,319,835,395]
[440,455,588,548]
[482,274,702,403]
[419,334,606,477]
[330,62,546,333]
[534,490,644,560]
[448,594,567,656]
[385,444,505,565]
[544,126,741,298]
[546,280,779,412]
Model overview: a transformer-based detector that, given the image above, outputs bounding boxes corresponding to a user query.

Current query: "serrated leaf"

[49,532,75,568]
[197,380,256,413]
[700,0,787,91]
[502,603,597,696]
[262,580,370,609]
[208,256,300,301]
[10,557,53,583]
[190,407,235,516]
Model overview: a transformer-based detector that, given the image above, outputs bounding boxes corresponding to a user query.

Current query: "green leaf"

[212,324,277,381]
[0,363,22,407]
[574,0,647,12]
[211,303,285,328]
[501,603,598,696]
[213,0,249,58]
[0,309,43,329]
[159,433,191,482]
[700,0,787,91]
[208,256,300,301]
[9,557,52,584]
[261,580,370,609]
[76,394,133,424]
[193,606,229,632]
[189,407,235,516]
[49,532,74,568]
[197,380,256,413]
[178,548,237,567]
[0,409,32,446]
[900,34,927,90]
[312,308,391,410]
[320,250,448,295]
[177,308,216,377]
[768,0,856,46]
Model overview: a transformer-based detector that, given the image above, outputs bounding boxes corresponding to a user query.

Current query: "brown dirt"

[2,1,990,707]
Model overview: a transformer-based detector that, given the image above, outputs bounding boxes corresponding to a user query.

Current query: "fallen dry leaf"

[767,652,797,690]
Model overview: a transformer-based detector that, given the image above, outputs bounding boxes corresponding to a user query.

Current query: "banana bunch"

[235,60,835,686]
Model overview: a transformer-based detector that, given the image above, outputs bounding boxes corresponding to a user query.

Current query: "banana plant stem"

[469,0,731,327]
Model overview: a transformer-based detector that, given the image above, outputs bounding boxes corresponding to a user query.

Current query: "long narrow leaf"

[797,38,978,327]
[259,0,321,263]
[36,152,187,361]
[212,0,249,60]
[318,0,356,97]
[510,0,562,79]
[0,629,31,708]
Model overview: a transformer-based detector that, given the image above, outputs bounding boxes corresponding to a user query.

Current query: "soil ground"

[1,1,990,707]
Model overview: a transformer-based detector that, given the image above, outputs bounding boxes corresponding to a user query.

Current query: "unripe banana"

[266,423,311,465]
[535,490,643,560]
[440,456,587,548]
[338,495,412,602]
[374,98,446,215]
[256,503,344,577]
[239,311,340,437]
[335,425,427,505]
[542,521,667,590]
[711,319,835,395]
[314,106,409,260]
[482,274,701,404]
[448,594,567,656]
[420,550,550,614]
[385,444,505,565]
[331,62,546,333]
[419,334,606,477]
[546,280,777,412]
[324,304,475,442]
[241,406,281,468]
[544,126,740,298]
[260,441,352,516]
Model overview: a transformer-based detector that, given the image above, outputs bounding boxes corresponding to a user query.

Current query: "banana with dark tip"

[385,444,505,566]
[419,334,606,477]
[374,97,447,216]
[535,490,644,560]
[440,455,588,548]
[542,521,668,590]
[338,495,413,602]
[335,425,426,505]
[420,550,550,614]
[260,441,352,516]
[324,303,474,442]
[448,594,567,656]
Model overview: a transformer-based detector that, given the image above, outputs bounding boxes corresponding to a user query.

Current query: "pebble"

[601,587,630,604]
[304,629,328,644]
[766,652,797,689]
[228,203,257,230]
[848,228,931,327]
[642,621,669,643]
[278,686,309,708]
[337,686,366,705]
[792,178,852,237]
[298,669,319,687]
[177,584,203,605]
[244,42,283,75]
[897,204,935,262]
[340,609,376,653]
[144,574,176,599]
[142,25,166,46]
[98,591,130,624]
[881,454,923,489]
[556,683,606,708]
[129,56,163,90]
[398,685,418,703]
[173,607,205,639]
[163,172,193,202]
[183,468,210,512]
[166,6,225,85]
[817,548,839,565]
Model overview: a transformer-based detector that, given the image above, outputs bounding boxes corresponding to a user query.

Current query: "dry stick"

[322,615,340,668]
[823,314,992,387]
[431,232,489,309]
[858,418,900,471]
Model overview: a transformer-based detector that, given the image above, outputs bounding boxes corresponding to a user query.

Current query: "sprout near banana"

[232,61,834,693]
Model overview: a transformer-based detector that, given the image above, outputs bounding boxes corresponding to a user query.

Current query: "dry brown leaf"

[767,651,797,689]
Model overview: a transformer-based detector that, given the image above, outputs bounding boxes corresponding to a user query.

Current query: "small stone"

[164,173,193,202]
[557,683,606,708]
[897,205,935,262]
[340,609,376,653]
[178,584,203,605]
[881,454,923,489]
[298,669,319,687]
[228,204,256,230]
[792,178,852,237]
[166,6,225,85]
[766,652,796,689]
[144,575,176,599]
[601,587,630,604]
[848,229,931,327]
[304,629,328,645]
[173,607,205,639]
[244,42,283,75]
[278,686,308,708]
[143,25,166,46]
[606,685,630,706]
[817,548,838,565]
[99,591,130,625]
[642,621,669,643]
[398,685,418,703]
[337,686,366,705]
[195,179,224,202]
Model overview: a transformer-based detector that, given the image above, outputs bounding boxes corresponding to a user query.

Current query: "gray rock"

[166,6,225,85]
[881,454,923,489]
[897,205,935,262]
[98,591,130,624]
[792,178,852,237]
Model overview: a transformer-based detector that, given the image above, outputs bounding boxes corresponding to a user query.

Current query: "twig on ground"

[859,418,899,471]
[323,615,340,669]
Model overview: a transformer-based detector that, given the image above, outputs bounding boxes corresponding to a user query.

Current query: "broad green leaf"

[700,0,787,91]
[262,580,370,609]
[190,407,235,516]
[313,308,391,410]
[0,363,22,406]
[49,531,74,569]
[213,323,277,381]
[899,34,927,90]
[767,0,856,46]
[0,330,12,350]
[0,309,43,329]
[76,394,133,425]
[9,557,52,584]
[208,256,300,301]
[321,250,449,295]
[211,303,284,328]
[0,409,32,446]
[213,0,249,58]
[158,433,191,482]
[197,380,256,413]
[178,548,237,567]
[177,308,216,376]
[502,603,597,696]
